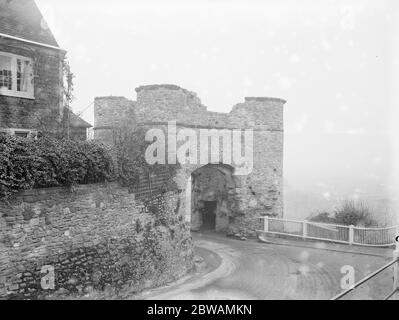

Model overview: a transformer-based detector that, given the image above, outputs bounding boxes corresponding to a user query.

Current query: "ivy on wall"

[0,123,181,201]
[113,125,180,194]
[0,135,114,200]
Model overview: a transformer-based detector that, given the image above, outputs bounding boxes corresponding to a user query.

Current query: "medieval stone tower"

[94,84,285,236]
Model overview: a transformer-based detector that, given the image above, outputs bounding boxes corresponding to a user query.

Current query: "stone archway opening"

[201,201,217,230]
[190,164,237,232]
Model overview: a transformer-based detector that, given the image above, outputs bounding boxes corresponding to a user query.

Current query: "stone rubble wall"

[94,96,137,146]
[0,183,194,299]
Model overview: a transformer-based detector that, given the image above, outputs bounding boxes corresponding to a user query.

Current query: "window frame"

[0,128,36,138]
[0,51,34,99]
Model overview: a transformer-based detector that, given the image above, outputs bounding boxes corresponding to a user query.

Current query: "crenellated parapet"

[135,84,206,121]
[94,96,136,144]
[94,85,286,133]
[231,97,285,131]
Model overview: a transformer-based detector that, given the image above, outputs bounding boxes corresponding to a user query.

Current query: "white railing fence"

[332,246,399,300]
[259,216,399,247]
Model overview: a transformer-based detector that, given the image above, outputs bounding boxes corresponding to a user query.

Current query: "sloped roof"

[68,110,92,128]
[0,0,59,47]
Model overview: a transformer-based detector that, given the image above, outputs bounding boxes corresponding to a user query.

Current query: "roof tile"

[0,0,59,47]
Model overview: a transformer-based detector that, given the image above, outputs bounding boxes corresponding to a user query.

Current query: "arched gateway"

[94,84,286,236]
[190,164,238,232]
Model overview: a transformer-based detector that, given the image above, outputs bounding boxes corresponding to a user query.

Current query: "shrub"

[0,135,114,199]
[113,126,152,190]
[309,212,337,224]
[0,135,38,198]
[334,199,378,227]
[113,125,179,193]
[144,194,173,226]
[308,199,379,227]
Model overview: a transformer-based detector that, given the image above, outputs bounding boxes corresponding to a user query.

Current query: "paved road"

[139,232,393,300]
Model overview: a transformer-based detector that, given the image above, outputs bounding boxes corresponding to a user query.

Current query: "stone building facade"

[94,84,286,236]
[0,0,91,139]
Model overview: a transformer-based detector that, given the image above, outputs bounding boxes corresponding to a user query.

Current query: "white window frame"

[0,51,34,99]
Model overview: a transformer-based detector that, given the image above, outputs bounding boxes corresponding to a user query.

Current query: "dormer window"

[0,52,34,99]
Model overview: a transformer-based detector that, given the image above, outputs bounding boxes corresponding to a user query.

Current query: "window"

[14,131,30,138]
[0,55,12,90]
[0,52,34,99]
[0,128,36,138]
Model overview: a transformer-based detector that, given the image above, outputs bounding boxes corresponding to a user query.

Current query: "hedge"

[0,135,115,199]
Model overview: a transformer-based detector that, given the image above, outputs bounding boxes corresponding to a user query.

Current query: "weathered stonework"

[0,1,91,140]
[0,183,194,299]
[0,38,64,131]
[190,164,238,232]
[94,84,285,236]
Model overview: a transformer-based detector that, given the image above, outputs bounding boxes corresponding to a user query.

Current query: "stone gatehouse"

[94,84,285,235]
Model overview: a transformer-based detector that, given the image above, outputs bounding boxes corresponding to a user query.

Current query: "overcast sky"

[35,0,399,206]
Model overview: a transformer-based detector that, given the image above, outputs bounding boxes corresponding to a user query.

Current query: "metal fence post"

[392,249,399,300]
[263,216,269,232]
[349,225,354,245]
[303,220,308,239]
